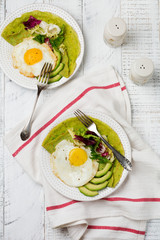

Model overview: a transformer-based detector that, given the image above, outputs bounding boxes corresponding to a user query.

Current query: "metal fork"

[20,62,52,141]
[74,109,132,171]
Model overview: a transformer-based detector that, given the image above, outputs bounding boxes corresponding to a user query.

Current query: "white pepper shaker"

[103,18,127,47]
[130,57,154,85]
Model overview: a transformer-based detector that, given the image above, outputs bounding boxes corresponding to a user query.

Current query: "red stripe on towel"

[87,225,145,235]
[103,197,160,202]
[12,82,120,157]
[46,200,78,211]
[121,86,126,91]
[46,197,160,211]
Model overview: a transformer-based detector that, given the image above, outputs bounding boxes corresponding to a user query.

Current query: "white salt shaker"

[103,18,127,47]
[130,57,154,85]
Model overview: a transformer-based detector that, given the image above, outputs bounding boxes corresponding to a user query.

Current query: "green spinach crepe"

[42,117,124,196]
[1,11,81,79]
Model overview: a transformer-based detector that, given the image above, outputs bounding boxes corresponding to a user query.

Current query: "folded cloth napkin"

[5,66,160,240]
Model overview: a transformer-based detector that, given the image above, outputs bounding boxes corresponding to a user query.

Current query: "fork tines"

[38,62,53,84]
[74,109,93,128]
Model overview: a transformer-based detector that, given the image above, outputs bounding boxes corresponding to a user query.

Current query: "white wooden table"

[0,0,160,239]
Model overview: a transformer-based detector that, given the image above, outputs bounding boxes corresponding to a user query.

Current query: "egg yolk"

[69,148,88,166]
[24,48,43,65]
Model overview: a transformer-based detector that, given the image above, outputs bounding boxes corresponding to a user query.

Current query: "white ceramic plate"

[40,111,131,201]
[0,4,84,89]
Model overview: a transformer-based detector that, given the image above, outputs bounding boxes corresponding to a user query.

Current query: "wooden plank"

[3,0,46,240]
[83,0,121,73]
[0,1,5,239]
[121,0,160,239]
[121,0,160,152]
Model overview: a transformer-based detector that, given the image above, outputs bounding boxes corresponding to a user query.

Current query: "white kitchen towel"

[5,65,160,240]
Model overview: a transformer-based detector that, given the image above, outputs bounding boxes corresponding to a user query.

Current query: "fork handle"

[97,134,132,171]
[20,86,42,141]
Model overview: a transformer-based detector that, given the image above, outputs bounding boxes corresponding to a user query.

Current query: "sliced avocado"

[48,74,62,84]
[50,63,64,78]
[98,163,106,171]
[107,175,114,187]
[85,181,108,191]
[53,48,61,70]
[95,162,112,177]
[79,186,98,197]
[90,171,112,184]
[60,46,70,78]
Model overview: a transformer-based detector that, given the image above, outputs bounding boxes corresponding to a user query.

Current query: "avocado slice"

[98,163,106,171]
[85,181,108,191]
[48,74,62,84]
[52,48,61,71]
[90,171,112,184]
[107,175,114,187]
[79,186,98,197]
[60,46,70,78]
[95,162,112,177]
[50,63,64,78]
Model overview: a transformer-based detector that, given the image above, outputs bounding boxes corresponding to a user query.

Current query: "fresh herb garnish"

[50,36,64,48]
[89,145,111,164]
[74,128,112,164]
[33,34,45,44]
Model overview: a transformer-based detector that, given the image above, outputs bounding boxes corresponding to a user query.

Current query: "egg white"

[50,140,99,187]
[12,37,57,77]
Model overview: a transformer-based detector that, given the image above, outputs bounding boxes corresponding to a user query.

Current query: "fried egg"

[50,140,99,187]
[12,37,57,77]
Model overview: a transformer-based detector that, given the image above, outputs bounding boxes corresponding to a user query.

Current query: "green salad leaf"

[50,36,64,48]
[33,34,45,44]
[75,128,112,164]
[50,25,65,48]
[76,129,99,140]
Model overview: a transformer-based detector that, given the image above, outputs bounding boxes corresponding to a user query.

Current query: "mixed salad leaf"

[73,129,115,164]
[50,36,64,48]
[23,16,65,47]
[23,16,41,30]
[89,145,111,163]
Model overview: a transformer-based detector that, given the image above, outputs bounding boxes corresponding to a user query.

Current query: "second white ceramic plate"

[40,111,131,201]
[0,4,84,89]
